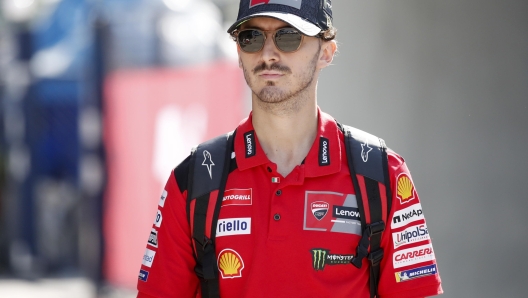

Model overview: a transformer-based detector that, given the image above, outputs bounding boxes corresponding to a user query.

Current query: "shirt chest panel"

[214,167,366,291]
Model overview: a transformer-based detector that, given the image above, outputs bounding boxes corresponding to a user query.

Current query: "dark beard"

[242,45,320,113]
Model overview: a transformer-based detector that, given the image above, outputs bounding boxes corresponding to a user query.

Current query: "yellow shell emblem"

[396,174,415,203]
[218,249,244,278]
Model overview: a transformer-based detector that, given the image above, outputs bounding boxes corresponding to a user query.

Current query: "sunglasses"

[235,27,305,53]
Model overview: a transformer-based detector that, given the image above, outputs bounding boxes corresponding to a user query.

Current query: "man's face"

[236,17,329,111]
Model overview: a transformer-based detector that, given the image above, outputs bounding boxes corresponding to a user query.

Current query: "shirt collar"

[234,107,342,178]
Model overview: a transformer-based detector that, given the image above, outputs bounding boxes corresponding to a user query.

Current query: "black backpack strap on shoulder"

[341,124,391,298]
[187,130,236,298]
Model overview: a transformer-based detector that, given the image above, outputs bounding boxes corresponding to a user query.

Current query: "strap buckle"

[367,221,385,236]
[368,249,384,266]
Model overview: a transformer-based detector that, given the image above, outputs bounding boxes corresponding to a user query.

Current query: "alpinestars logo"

[250,0,302,10]
[310,249,354,271]
[202,150,214,179]
[311,201,329,221]
[361,140,372,162]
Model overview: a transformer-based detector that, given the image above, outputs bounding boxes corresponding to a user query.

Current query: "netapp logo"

[319,137,330,166]
[332,205,360,220]
[244,131,256,158]
[391,203,424,229]
[148,229,158,248]
[216,218,251,237]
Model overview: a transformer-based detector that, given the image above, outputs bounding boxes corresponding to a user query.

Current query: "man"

[137,0,443,297]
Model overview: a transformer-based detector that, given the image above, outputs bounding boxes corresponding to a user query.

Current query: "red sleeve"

[136,170,200,297]
[377,151,444,298]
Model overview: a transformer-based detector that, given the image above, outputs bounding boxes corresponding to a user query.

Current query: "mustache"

[253,62,292,74]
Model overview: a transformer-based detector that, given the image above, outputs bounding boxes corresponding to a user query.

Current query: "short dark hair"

[319,26,337,41]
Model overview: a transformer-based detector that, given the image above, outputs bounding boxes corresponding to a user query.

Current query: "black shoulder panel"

[190,132,233,199]
[342,125,386,184]
[174,155,191,193]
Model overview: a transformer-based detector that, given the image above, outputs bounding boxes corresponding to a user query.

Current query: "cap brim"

[227,12,321,37]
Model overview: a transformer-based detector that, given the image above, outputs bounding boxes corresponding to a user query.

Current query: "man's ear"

[318,40,337,69]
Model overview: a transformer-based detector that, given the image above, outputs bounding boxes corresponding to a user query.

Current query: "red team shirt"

[137,110,443,298]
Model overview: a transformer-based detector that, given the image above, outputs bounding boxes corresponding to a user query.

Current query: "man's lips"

[258,72,284,79]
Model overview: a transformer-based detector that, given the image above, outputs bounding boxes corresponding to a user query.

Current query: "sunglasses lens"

[238,30,265,53]
[275,28,302,52]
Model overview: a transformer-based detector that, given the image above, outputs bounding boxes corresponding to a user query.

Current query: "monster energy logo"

[310,249,355,271]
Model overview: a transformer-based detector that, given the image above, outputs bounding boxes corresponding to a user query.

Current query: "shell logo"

[396,174,415,204]
[217,249,244,279]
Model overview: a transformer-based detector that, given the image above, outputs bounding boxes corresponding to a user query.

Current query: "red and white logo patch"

[311,201,329,221]
[393,244,435,269]
[222,189,252,207]
[250,0,302,9]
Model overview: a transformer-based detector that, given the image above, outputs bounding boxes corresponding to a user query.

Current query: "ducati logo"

[311,201,329,221]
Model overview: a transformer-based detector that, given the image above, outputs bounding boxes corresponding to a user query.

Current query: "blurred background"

[0,0,526,297]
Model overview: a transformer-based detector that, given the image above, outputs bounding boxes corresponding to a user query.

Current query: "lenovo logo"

[244,131,256,158]
[319,137,330,166]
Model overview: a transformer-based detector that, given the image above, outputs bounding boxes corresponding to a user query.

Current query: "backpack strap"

[341,124,392,298]
[186,130,236,298]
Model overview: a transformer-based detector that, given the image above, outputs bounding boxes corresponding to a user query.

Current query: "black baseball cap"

[227,0,333,37]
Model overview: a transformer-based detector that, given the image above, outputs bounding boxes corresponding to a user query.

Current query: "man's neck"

[252,99,318,177]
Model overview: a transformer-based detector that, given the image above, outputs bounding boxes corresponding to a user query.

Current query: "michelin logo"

[217,218,251,237]
[395,264,437,282]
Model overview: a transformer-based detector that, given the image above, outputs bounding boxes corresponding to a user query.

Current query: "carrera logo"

[393,244,435,269]
[222,189,252,206]
[217,218,251,237]
[319,137,330,166]
[396,173,415,204]
[392,224,430,249]
[244,131,256,158]
[311,201,329,221]
[218,249,244,279]
[395,264,437,282]
[250,0,302,9]
[391,203,424,229]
